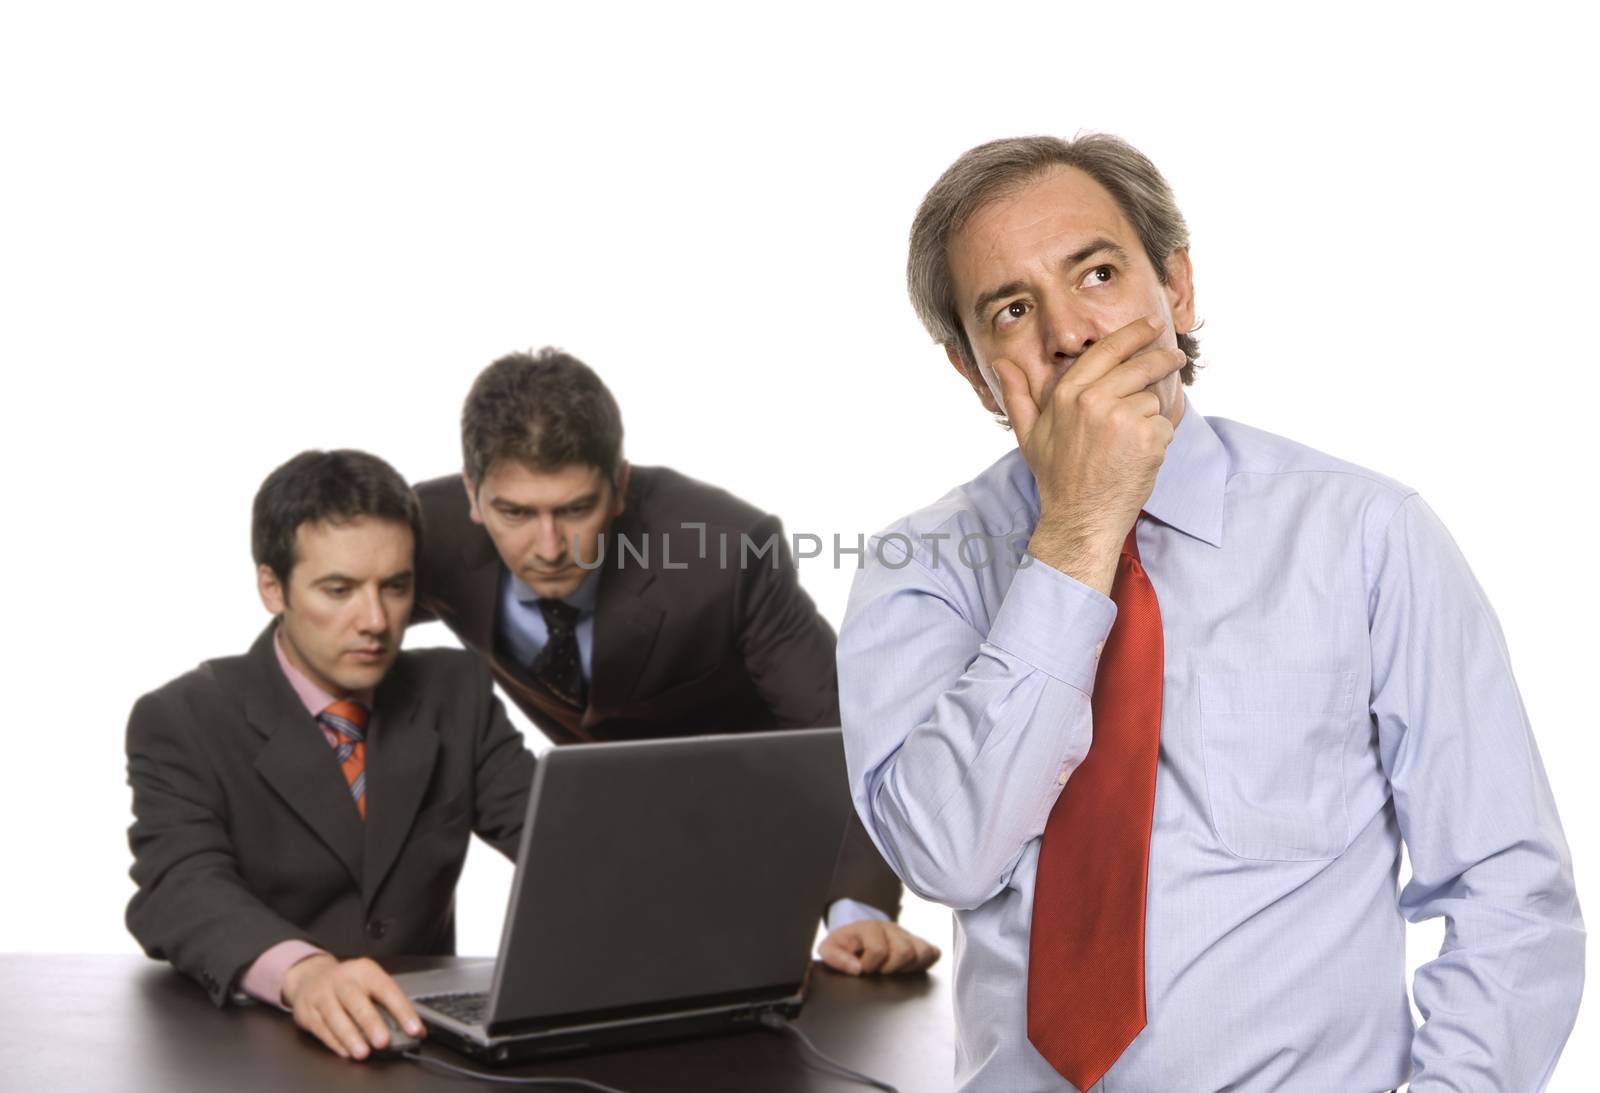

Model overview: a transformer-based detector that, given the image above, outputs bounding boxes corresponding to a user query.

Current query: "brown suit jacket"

[125,624,538,1005]
[413,466,901,918]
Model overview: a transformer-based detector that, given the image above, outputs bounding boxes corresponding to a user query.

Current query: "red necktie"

[1027,521,1163,1089]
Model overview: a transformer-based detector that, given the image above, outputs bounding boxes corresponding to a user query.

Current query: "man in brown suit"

[412,348,939,976]
[126,450,538,1061]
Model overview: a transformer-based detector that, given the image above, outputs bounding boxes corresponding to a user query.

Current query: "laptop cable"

[402,1050,633,1092]
[759,1012,901,1092]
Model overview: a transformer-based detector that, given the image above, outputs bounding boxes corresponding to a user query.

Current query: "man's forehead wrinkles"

[972,221,1121,290]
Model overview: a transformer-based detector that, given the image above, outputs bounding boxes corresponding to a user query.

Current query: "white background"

[1,1,1594,1086]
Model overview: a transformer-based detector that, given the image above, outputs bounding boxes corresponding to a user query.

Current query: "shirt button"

[1057,771,1067,786]
[366,920,389,940]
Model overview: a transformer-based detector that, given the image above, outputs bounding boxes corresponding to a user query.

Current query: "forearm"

[1027,510,1124,597]
[860,664,1094,910]
[823,809,903,919]
[839,550,1113,911]
[732,513,844,729]
[1370,495,1586,1088]
[126,694,315,1005]
[126,850,317,1006]
[1405,875,1584,1092]
[471,686,538,859]
[239,941,329,1008]
[1398,761,1584,1090]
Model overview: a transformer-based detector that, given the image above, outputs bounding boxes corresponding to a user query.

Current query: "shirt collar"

[273,626,374,718]
[508,568,600,615]
[1142,392,1228,548]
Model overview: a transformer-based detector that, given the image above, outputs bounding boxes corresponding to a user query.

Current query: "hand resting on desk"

[818,920,941,976]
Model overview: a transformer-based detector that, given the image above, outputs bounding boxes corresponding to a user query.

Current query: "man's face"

[945,166,1195,422]
[257,516,415,698]
[466,461,627,599]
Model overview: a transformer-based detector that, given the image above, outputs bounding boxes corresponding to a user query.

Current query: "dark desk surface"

[0,954,953,1092]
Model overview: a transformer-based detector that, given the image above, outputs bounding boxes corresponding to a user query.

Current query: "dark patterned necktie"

[1027,521,1163,1089]
[531,597,586,709]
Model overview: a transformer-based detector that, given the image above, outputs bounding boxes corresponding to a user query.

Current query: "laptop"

[392,727,855,1064]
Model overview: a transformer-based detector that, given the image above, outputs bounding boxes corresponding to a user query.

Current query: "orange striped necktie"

[319,699,369,821]
[1027,520,1163,1089]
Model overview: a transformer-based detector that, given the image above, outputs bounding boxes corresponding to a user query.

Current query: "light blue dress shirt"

[497,569,599,679]
[838,398,1583,1092]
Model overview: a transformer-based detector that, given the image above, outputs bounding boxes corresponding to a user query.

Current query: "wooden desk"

[0,955,953,1091]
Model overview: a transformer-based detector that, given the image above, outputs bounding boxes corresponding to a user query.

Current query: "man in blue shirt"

[837,134,1583,1090]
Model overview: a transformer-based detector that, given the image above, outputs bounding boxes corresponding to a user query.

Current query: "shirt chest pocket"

[1198,670,1357,861]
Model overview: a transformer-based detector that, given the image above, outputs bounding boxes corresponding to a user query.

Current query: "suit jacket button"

[366,919,388,940]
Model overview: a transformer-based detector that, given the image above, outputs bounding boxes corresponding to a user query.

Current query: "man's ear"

[1164,247,1196,335]
[258,564,287,616]
[610,461,631,517]
[462,472,484,525]
[946,343,1004,416]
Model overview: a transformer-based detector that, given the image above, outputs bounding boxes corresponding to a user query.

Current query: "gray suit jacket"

[125,624,537,1005]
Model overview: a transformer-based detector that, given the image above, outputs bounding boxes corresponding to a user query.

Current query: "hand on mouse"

[280,954,426,1060]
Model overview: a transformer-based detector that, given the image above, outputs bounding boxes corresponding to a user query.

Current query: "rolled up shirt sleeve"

[838,539,1116,912]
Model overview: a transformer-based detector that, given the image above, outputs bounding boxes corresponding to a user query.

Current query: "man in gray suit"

[126,449,538,1061]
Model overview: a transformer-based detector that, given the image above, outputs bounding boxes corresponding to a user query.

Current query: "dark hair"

[460,347,625,486]
[251,449,423,590]
[909,132,1200,385]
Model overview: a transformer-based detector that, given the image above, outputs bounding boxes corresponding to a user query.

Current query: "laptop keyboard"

[418,991,489,1024]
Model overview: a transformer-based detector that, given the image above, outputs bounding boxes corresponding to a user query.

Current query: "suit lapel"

[588,508,665,716]
[361,662,439,908]
[246,627,365,890]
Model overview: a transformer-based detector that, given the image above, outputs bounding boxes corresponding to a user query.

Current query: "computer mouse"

[373,1006,423,1057]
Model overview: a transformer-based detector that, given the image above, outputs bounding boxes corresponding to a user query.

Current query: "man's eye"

[995,301,1029,328]
[1082,264,1114,286]
[324,585,350,598]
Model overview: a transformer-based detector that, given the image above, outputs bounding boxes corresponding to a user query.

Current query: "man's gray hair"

[907,133,1199,385]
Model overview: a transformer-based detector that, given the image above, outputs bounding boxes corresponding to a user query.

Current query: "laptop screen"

[485,727,854,1031]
